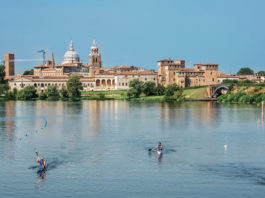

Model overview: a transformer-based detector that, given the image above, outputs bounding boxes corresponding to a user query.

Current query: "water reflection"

[256,111,264,129]
[1,100,264,198]
[159,102,218,127]
[0,101,16,160]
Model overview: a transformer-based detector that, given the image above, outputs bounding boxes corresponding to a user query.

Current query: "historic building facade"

[6,40,224,92]
[8,40,157,92]
[157,58,218,87]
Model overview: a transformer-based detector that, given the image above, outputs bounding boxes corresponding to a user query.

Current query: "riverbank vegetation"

[0,64,8,100]
[217,79,265,104]
[81,80,185,101]
[126,79,184,102]
[217,92,265,104]
[2,76,83,101]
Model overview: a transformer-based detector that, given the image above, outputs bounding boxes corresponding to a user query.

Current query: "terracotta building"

[158,58,218,87]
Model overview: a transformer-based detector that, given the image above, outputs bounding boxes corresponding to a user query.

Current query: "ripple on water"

[197,163,265,185]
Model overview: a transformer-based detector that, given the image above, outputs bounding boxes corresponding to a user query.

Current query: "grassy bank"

[81,87,210,101]
[128,95,163,101]
[81,90,127,100]
[183,87,208,99]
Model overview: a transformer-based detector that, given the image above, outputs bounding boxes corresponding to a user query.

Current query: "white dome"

[61,40,80,64]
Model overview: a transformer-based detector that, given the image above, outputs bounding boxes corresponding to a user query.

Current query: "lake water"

[0,100,265,198]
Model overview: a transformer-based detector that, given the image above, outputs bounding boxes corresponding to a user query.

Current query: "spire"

[69,40,74,51]
[92,40,97,48]
[51,52,55,67]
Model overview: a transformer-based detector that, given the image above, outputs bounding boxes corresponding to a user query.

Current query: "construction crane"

[37,50,47,65]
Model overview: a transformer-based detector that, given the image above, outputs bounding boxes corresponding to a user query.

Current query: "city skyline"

[1,0,265,74]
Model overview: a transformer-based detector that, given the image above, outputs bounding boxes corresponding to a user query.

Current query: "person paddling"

[151,142,163,152]
[36,155,46,172]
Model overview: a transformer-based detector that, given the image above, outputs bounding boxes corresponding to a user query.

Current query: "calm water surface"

[0,100,265,198]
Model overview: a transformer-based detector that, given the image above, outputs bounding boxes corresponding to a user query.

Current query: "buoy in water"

[224,144,227,150]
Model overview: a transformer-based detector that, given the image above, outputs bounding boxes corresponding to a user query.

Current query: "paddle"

[148,148,152,151]
[34,148,39,157]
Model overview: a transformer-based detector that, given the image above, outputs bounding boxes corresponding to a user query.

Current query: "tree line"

[237,67,265,76]
[3,76,83,101]
[127,79,184,101]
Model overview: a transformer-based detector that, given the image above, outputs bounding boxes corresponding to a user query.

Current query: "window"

[122,83,124,86]
[212,78,215,82]
[145,78,147,81]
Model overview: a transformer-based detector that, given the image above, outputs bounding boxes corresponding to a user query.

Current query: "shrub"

[99,93,105,100]
[39,92,47,100]
[127,88,138,99]
[16,86,37,100]
[45,85,59,100]
[164,84,184,101]
[156,85,165,96]
[60,87,69,99]
[142,82,156,96]
[0,84,8,95]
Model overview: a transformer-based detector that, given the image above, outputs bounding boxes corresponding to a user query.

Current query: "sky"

[1,0,265,74]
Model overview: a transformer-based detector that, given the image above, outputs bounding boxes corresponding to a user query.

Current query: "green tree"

[17,85,37,100]
[0,64,6,84]
[23,69,34,75]
[39,92,47,100]
[0,84,8,95]
[45,85,59,100]
[142,82,156,96]
[60,87,69,99]
[257,70,265,77]
[5,88,18,100]
[127,88,138,100]
[156,85,165,96]
[237,67,254,75]
[129,79,144,98]
[164,84,184,101]
[67,76,83,100]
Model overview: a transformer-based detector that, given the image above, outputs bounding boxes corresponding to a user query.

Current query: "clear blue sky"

[1,0,265,74]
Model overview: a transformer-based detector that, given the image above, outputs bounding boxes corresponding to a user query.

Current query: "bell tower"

[5,53,15,77]
[89,40,101,67]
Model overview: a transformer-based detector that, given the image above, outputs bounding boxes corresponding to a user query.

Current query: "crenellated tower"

[89,40,101,67]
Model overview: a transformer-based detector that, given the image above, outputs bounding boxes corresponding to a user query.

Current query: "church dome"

[61,40,80,64]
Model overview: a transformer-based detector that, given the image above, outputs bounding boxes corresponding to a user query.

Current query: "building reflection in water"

[159,102,218,128]
[0,101,16,159]
[87,100,101,136]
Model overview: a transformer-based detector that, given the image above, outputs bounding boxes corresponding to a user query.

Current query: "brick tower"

[89,40,101,67]
[5,53,15,77]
